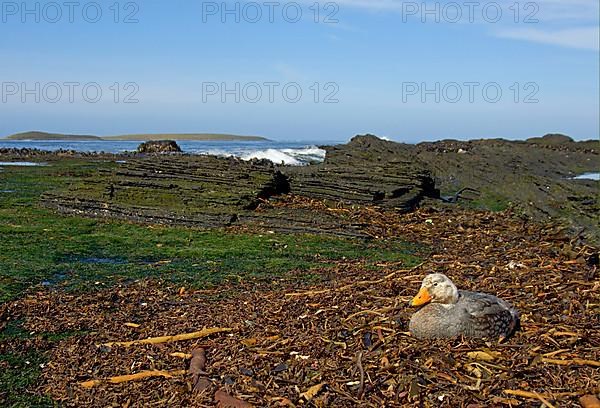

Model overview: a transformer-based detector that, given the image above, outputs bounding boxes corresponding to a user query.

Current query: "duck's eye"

[432,282,438,287]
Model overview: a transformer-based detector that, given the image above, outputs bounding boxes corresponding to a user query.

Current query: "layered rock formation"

[41,136,437,236]
[284,135,438,211]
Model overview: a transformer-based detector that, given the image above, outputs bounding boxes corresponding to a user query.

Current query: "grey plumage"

[409,274,520,340]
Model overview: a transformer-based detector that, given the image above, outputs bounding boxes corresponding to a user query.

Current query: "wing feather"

[458,290,519,338]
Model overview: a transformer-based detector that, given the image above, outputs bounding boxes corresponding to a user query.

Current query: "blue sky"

[0,0,598,142]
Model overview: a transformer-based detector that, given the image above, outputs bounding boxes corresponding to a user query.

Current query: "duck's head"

[410,273,459,306]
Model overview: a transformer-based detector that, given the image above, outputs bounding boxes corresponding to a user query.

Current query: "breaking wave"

[240,146,326,165]
[0,140,334,166]
[193,146,327,165]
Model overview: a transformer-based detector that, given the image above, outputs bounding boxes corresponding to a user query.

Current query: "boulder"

[137,140,182,153]
[526,133,574,145]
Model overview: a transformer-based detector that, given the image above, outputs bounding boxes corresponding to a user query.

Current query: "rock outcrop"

[43,155,288,228]
[526,133,574,145]
[284,135,438,212]
[40,135,438,236]
[137,140,182,154]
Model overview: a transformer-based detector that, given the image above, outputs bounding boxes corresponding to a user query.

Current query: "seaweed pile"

[2,200,598,407]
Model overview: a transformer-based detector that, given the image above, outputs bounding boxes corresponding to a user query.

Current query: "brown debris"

[355,351,365,399]
[102,327,233,347]
[580,395,600,408]
[299,382,326,402]
[541,357,600,367]
[79,369,186,389]
[2,200,599,407]
[189,348,211,394]
[214,389,254,408]
[284,264,425,297]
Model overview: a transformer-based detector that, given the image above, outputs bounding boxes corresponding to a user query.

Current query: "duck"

[408,273,520,340]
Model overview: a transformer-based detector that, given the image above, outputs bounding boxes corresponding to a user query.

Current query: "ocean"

[0,139,343,165]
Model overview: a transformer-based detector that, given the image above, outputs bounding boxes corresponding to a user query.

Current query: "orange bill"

[410,287,432,306]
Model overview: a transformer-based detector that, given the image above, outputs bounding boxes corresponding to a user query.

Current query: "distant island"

[6,131,101,141]
[4,131,269,142]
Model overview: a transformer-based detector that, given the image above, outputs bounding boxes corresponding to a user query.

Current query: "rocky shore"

[1,134,598,243]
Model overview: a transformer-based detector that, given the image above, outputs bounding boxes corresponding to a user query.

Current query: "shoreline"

[1,133,597,245]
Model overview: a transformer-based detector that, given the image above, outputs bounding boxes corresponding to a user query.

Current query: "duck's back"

[456,290,520,339]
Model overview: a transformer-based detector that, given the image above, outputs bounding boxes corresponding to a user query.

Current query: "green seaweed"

[0,160,421,301]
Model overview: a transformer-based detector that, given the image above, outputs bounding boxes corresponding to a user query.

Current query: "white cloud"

[317,0,600,50]
[494,26,600,51]
[330,0,599,19]
[525,0,599,23]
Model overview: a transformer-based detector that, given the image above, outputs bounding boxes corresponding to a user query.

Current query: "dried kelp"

[2,200,598,407]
